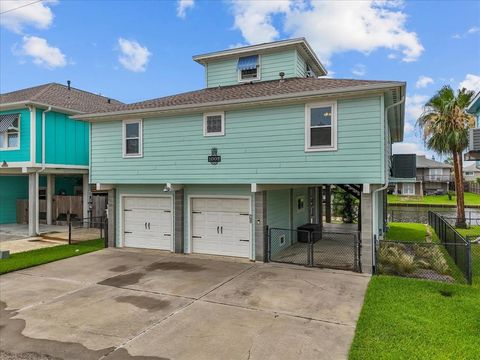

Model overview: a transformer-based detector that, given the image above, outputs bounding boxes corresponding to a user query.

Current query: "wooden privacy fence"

[16,195,107,224]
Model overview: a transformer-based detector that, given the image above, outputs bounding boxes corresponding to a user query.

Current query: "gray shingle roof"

[0,83,123,113]
[84,77,404,115]
[416,155,452,169]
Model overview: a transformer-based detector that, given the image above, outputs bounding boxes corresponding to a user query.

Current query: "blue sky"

[1,0,479,159]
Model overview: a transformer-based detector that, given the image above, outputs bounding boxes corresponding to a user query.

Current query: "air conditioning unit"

[469,128,480,151]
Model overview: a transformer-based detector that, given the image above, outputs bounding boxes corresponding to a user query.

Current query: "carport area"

[0,248,370,360]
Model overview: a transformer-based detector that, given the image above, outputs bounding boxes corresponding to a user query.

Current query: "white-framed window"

[465,171,474,176]
[0,114,20,150]
[402,183,415,195]
[237,55,260,82]
[305,101,337,152]
[428,168,442,181]
[122,119,143,158]
[203,112,225,137]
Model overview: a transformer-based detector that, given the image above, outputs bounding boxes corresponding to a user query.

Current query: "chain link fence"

[268,227,361,272]
[68,216,108,247]
[428,212,472,284]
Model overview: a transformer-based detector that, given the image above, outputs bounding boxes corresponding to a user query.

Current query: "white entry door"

[123,196,172,250]
[191,198,251,258]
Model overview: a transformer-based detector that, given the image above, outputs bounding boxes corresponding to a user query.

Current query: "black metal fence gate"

[267,227,361,272]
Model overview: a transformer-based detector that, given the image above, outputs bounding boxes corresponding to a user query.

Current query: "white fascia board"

[0,101,83,115]
[74,83,406,122]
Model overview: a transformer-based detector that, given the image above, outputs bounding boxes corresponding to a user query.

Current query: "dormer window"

[0,113,20,150]
[237,55,260,82]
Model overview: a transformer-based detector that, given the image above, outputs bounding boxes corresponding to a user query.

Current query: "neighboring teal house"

[0,83,121,235]
[466,92,480,166]
[75,38,406,273]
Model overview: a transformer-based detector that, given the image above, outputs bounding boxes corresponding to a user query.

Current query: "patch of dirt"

[98,272,145,287]
[0,301,168,360]
[115,296,170,312]
[145,261,204,272]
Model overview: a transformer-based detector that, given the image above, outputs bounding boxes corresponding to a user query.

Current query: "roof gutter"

[0,101,83,115]
[73,82,406,121]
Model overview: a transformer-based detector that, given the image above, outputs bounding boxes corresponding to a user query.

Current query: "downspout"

[371,95,405,269]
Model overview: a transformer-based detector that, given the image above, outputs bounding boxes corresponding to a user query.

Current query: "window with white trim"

[0,115,20,150]
[203,112,225,136]
[123,119,143,157]
[402,183,415,196]
[305,102,336,151]
[237,55,260,82]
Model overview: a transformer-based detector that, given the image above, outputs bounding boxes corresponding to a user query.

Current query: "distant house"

[0,83,121,235]
[463,163,480,182]
[390,155,452,196]
[465,92,480,164]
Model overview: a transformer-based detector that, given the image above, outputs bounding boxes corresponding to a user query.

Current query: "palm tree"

[417,86,476,228]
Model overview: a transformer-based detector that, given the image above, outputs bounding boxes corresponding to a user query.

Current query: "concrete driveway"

[0,248,370,360]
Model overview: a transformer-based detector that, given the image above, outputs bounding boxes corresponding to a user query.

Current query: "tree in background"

[332,187,358,223]
[417,86,476,228]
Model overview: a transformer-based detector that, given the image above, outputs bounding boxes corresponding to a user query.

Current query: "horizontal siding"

[206,50,298,87]
[295,50,307,77]
[39,111,89,166]
[91,96,384,184]
[0,109,30,162]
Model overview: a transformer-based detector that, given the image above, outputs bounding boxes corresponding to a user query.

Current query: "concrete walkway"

[0,248,370,360]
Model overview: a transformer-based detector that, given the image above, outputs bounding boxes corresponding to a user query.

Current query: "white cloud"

[452,26,480,39]
[230,0,424,65]
[459,74,480,92]
[406,94,429,121]
[392,142,426,155]
[415,75,434,88]
[467,26,480,34]
[404,121,414,133]
[0,0,57,34]
[230,0,291,44]
[19,36,66,69]
[117,38,151,72]
[177,0,194,19]
[351,64,366,77]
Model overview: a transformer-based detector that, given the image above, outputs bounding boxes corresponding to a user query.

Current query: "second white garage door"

[191,198,251,258]
[123,196,173,250]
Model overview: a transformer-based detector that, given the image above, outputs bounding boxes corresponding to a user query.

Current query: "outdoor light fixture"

[1,161,7,168]
[163,183,172,192]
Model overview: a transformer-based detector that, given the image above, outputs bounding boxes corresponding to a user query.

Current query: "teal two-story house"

[0,83,121,235]
[75,38,406,273]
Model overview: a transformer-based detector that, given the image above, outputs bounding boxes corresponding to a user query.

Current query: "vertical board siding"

[292,187,309,229]
[0,109,31,162]
[206,50,299,88]
[91,96,383,184]
[0,175,28,224]
[38,111,89,165]
[266,189,291,229]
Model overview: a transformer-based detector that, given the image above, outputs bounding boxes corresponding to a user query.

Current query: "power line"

[0,0,44,15]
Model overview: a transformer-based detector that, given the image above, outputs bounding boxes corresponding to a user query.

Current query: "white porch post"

[28,172,39,236]
[46,174,54,225]
[83,174,90,221]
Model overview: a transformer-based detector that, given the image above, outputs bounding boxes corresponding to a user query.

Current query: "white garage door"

[123,196,172,250]
[191,198,251,258]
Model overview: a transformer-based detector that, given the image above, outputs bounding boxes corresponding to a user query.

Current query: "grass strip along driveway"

[349,275,480,360]
[387,192,480,206]
[0,239,104,275]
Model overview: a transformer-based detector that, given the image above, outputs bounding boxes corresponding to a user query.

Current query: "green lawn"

[349,276,480,360]
[385,222,430,242]
[388,192,480,206]
[0,239,104,275]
